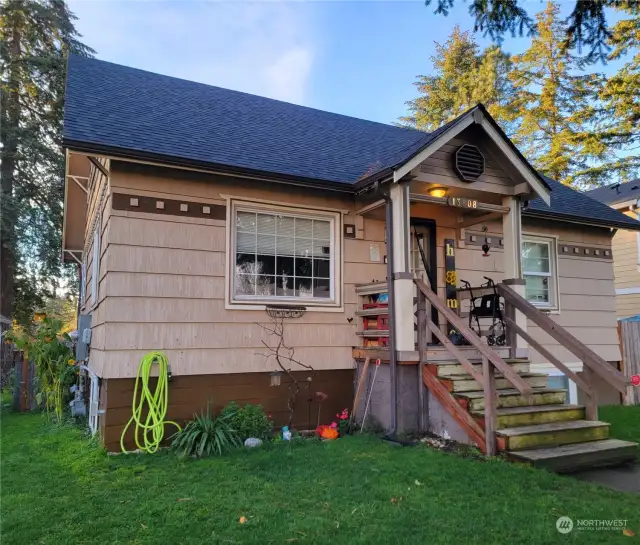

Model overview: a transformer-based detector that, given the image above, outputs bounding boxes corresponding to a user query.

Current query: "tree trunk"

[0,25,21,320]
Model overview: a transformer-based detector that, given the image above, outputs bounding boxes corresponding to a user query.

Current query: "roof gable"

[586,179,640,207]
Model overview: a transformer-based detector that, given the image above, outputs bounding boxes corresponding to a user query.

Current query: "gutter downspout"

[384,194,398,437]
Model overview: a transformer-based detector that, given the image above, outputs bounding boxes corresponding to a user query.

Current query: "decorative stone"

[244,438,263,448]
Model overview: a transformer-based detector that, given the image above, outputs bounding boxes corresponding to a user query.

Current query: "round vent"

[454,144,485,182]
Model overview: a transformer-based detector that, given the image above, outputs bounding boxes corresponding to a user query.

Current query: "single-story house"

[63,56,638,470]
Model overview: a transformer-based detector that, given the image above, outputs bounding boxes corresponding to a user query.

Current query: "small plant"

[220,401,273,441]
[335,408,350,436]
[170,404,241,457]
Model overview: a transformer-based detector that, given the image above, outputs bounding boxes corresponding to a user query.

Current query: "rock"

[244,438,263,448]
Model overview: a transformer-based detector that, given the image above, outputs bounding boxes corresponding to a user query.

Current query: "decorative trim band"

[465,231,504,248]
[112,193,226,220]
[558,244,611,260]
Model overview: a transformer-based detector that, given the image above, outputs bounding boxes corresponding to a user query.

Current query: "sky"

[67,0,624,126]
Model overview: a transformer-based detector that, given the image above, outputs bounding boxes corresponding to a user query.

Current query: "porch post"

[390,182,414,352]
[502,196,528,358]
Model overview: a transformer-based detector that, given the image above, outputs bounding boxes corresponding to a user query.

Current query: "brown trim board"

[112,193,226,220]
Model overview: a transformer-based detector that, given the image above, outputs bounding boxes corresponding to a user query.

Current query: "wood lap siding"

[611,222,640,318]
[95,162,386,378]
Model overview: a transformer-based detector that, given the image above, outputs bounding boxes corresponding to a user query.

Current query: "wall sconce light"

[270,371,282,387]
[428,187,448,199]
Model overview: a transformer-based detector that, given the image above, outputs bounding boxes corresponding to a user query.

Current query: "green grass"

[600,404,640,443]
[1,411,639,545]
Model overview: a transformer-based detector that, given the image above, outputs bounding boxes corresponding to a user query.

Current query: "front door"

[410,218,439,341]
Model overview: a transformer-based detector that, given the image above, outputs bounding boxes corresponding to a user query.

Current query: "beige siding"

[611,219,640,318]
[93,162,386,378]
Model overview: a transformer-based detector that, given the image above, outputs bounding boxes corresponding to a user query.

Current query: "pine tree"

[504,2,608,187]
[399,26,513,132]
[0,0,93,322]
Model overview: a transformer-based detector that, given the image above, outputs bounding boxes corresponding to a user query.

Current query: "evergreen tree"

[0,0,93,322]
[504,2,608,187]
[400,26,513,132]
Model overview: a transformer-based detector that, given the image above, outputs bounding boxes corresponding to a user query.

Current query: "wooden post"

[417,290,428,433]
[20,354,29,412]
[482,356,497,456]
[584,365,598,421]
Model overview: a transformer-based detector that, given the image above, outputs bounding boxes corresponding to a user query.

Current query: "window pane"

[275,275,294,296]
[314,258,330,278]
[524,274,549,303]
[257,213,276,234]
[277,236,295,256]
[236,253,255,274]
[295,237,313,257]
[237,231,256,253]
[256,254,275,275]
[257,234,276,256]
[313,220,330,240]
[295,277,313,297]
[523,242,550,273]
[313,240,331,257]
[295,218,313,239]
[237,212,256,232]
[235,274,255,296]
[256,276,276,296]
[313,278,331,298]
[276,256,294,277]
[295,257,312,278]
[277,215,295,237]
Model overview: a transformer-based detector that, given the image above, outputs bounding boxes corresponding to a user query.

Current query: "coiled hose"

[120,351,181,453]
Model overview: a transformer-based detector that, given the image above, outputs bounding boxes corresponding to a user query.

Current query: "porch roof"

[63,55,640,232]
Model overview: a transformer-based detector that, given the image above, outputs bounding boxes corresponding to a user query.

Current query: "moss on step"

[473,405,586,429]
[497,422,610,451]
[460,389,567,412]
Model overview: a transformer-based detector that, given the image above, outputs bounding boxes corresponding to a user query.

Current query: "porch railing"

[414,278,533,455]
[497,283,630,421]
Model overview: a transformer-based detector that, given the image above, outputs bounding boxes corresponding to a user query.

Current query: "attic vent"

[454,145,485,182]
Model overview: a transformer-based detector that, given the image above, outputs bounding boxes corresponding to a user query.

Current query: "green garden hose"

[120,351,181,453]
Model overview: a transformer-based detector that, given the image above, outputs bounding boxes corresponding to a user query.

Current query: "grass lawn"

[600,405,640,443]
[1,410,639,545]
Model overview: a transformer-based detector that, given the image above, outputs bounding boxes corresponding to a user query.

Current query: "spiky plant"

[170,404,241,457]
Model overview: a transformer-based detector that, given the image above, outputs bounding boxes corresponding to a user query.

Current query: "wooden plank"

[426,321,484,384]
[350,357,371,428]
[584,366,598,420]
[354,282,388,296]
[415,278,533,395]
[503,316,592,395]
[417,290,428,433]
[498,283,629,394]
[621,321,640,405]
[355,308,389,317]
[355,330,389,337]
[421,366,487,453]
[483,356,497,456]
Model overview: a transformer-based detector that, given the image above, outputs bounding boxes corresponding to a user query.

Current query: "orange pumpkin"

[320,427,339,440]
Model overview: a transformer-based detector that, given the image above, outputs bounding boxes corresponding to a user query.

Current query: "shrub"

[220,402,273,442]
[170,404,241,457]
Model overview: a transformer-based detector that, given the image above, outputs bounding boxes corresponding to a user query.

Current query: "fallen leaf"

[177,498,193,502]
[239,516,248,524]
[139,523,148,530]
[623,529,635,537]
[390,497,397,503]
[351,507,359,515]
[415,480,422,486]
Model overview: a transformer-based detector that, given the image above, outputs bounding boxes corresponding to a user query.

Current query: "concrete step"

[496,420,610,451]
[429,359,530,378]
[472,404,586,429]
[455,388,567,412]
[507,439,639,473]
[440,373,548,393]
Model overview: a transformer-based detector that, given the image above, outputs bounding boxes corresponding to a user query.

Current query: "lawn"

[1,409,639,545]
[600,405,640,443]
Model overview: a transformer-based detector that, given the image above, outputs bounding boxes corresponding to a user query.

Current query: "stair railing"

[415,278,533,455]
[497,283,630,421]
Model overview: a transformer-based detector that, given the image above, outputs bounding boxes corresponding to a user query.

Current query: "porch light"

[428,187,448,198]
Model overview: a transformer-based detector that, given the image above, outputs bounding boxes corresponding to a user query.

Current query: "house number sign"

[448,196,478,209]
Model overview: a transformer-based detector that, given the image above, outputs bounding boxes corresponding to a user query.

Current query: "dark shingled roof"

[63,56,640,231]
[586,179,640,207]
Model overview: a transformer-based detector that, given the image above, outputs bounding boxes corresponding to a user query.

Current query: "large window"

[522,235,558,309]
[231,204,338,305]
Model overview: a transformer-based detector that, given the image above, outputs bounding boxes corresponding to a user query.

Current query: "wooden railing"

[497,283,630,421]
[414,279,533,455]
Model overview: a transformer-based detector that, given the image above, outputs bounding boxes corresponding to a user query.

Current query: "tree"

[425,0,623,63]
[503,2,610,187]
[399,26,513,132]
[0,0,93,323]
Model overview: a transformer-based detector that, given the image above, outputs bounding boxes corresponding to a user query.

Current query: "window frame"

[91,226,100,306]
[226,199,343,310]
[522,234,559,310]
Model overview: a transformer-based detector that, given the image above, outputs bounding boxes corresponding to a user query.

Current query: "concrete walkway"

[572,463,640,493]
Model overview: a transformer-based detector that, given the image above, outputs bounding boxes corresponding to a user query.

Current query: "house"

[587,180,640,320]
[62,56,638,470]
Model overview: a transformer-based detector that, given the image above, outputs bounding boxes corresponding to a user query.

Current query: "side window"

[522,235,558,309]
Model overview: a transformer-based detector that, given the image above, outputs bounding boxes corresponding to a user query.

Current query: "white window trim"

[91,227,100,306]
[79,263,86,308]
[225,199,343,311]
[522,234,560,311]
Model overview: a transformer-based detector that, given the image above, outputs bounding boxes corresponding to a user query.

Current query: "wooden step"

[440,373,548,393]
[456,388,567,412]
[507,439,639,473]
[355,308,388,317]
[472,404,586,429]
[496,420,610,451]
[430,359,530,378]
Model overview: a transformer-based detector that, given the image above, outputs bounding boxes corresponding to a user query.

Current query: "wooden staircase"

[426,357,638,472]
[415,279,638,473]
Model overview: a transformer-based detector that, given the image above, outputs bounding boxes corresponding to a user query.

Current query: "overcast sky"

[67,1,623,125]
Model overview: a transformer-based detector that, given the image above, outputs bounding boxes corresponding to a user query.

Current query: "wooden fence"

[619,320,640,405]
